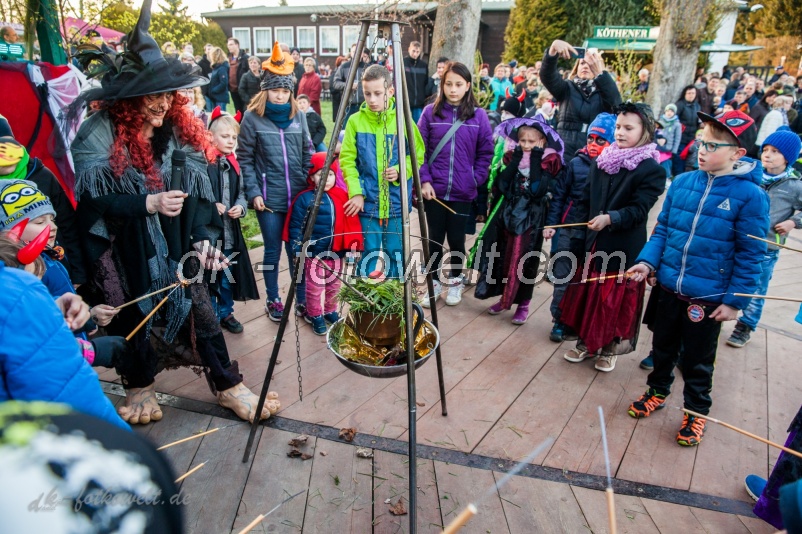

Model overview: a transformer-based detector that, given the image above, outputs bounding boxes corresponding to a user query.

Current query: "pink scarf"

[596,142,659,174]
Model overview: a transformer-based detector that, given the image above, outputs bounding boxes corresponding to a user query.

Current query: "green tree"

[562,0,658,45]
[100,0,138,34]
[150,11,198,48]
[503,0,567,65]
[158,0,187,17]
[192,20,227,52]
[278,0,288,5]
[221,0,234,9]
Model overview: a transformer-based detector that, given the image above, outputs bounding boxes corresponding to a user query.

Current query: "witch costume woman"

[68,0,268,424]
[474,117,565,322]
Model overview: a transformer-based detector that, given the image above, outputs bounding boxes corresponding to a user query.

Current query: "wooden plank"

[372,451,442,533]
[433,461,511,534]
[179,416,259,534]
[737,514,776,534]
[544,330,652,476]
[472,348,597,463]
[301,437,373,533]
[766,331,802,470]
[690,330,769,500]
[683,506,751,534]
[144,405,214,479]
[231,426,314,533]
[639,499,707,533]
[571,486,659,534]
[496,473,589,533]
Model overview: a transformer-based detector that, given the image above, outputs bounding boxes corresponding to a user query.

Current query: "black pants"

[424,199,472,279]
[647,288,721,414]
[231,91,245,114]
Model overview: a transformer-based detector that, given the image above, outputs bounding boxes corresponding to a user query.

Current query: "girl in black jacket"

[674,85,700,174]
[560,103,665,373]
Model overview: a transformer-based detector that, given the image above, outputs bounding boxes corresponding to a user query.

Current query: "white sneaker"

[445,277,464,306]
[595,355,617,372]
[420,280,442,308]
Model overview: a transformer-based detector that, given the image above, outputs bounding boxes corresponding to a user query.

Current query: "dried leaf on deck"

[389,499,407,516]
[301,453,313,460]
[356,447,374,459]
[320,451,328,456]
[287,449,313,460]
[339,427,357,442]
[416,402,426,407]
[288,434,309,447]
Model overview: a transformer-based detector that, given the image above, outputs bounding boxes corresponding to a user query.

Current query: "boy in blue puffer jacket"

[626,111,769,447]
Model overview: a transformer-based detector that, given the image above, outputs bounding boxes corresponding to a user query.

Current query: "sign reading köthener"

[592,26,659,40]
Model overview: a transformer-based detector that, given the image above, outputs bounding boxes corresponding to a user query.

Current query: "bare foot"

[118,384,163,425]
[218,383,270,422]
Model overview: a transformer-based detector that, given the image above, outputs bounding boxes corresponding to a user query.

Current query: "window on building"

[253,27,272,56]
[231,27,251,54]
[275,27,293,48]
[297,26,316,56]
[342,26,360,54]
[319,26,339,56]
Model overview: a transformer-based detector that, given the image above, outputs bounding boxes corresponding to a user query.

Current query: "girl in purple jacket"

[418,62,494,306]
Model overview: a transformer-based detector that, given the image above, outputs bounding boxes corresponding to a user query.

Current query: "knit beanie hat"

[664,103,677,114]
[0,114,12,138]
[308,152,339,178]
[500,94,525,118]
[0,180,56,231]
[587,112,616,144]
[762,127,802,167]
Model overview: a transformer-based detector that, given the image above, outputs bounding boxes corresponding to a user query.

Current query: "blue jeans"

[739,248,780,330]
[411,107,423,123]
[359,216,403,279]
[215,248,235,320]
[255,210,305,304]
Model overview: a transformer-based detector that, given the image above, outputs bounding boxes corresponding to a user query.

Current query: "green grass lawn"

[239,99,337,247]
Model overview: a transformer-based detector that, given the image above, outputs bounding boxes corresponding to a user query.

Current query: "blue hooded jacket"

[0,262,129,430]
[637,158,770,310]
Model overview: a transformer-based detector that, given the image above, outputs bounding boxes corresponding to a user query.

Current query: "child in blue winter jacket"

[726,127,802,348]
[544,112,615,342]
[626,111,770,447]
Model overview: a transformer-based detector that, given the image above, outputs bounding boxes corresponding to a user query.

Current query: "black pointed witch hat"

[74,0,207,102]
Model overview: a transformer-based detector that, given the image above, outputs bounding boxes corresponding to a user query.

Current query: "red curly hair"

[106,93,214,190]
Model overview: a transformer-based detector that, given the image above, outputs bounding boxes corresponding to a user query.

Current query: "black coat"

[749,100,771,131]
[403,56,429,108]
[198,56,212,97]
[305,110,326,147]
[570,157,665,272]
[675,99,700,147]
[540,52,621,160]
[238,71,261,107]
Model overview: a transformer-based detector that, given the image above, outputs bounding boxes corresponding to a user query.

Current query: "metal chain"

[295,308,303,400]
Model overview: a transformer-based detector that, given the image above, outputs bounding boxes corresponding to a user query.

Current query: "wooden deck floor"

[98,198,802,533]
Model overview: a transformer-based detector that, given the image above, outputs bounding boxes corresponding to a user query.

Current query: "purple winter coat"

[418,102,495,202]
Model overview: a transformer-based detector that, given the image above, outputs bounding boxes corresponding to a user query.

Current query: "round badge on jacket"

[687,304,705,323]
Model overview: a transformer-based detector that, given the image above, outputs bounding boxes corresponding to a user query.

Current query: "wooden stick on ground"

[732,293,802,303]
[237,489,306,534]
[175,462,206,483]
[598,406,617,534]
[746,233,802,254]
[543,222,589,229]
[157,428,220,451]
[114,283,180,311]
[682,408,802,460]
[441,504,478,534]
[125,293,171,341]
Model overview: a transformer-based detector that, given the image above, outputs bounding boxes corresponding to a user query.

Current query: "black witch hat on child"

[73,0,208,103]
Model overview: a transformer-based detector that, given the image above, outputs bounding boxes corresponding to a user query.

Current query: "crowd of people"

[2,1,802,529]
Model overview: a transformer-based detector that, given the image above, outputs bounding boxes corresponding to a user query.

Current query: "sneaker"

[562,326,579,341]
[564,347,594,363]
[726,321,752,348]
[511,301,530,325]
[549,322,566,342]
[295,303,312,324]
[595,354,617,372]
[265,298,284,322]
[628,389,666,418]
[744,474,767,502]
[640,352,654,370]
[488,300,505,315]
[445,277,465,306]
[323,311,340,325]
[677,413,706,446]
[220,314,244,334]
[420,280,442,309]
[310,315,328,336]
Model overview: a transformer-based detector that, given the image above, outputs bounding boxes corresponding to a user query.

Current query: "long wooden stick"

[441,504,477,534]
[157,428,220,451]
[746,233,802,254]
[682,408,802,460]
[732,293,802,303]
[175,462,205,483]
[544,222,589,229]
[114,283,180,311]
[581,273,632,284]
[606,488,618,534]
[432,197,457,215]
[125,293,171,341]
[237,489,306,534]
[599,407,617,534]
